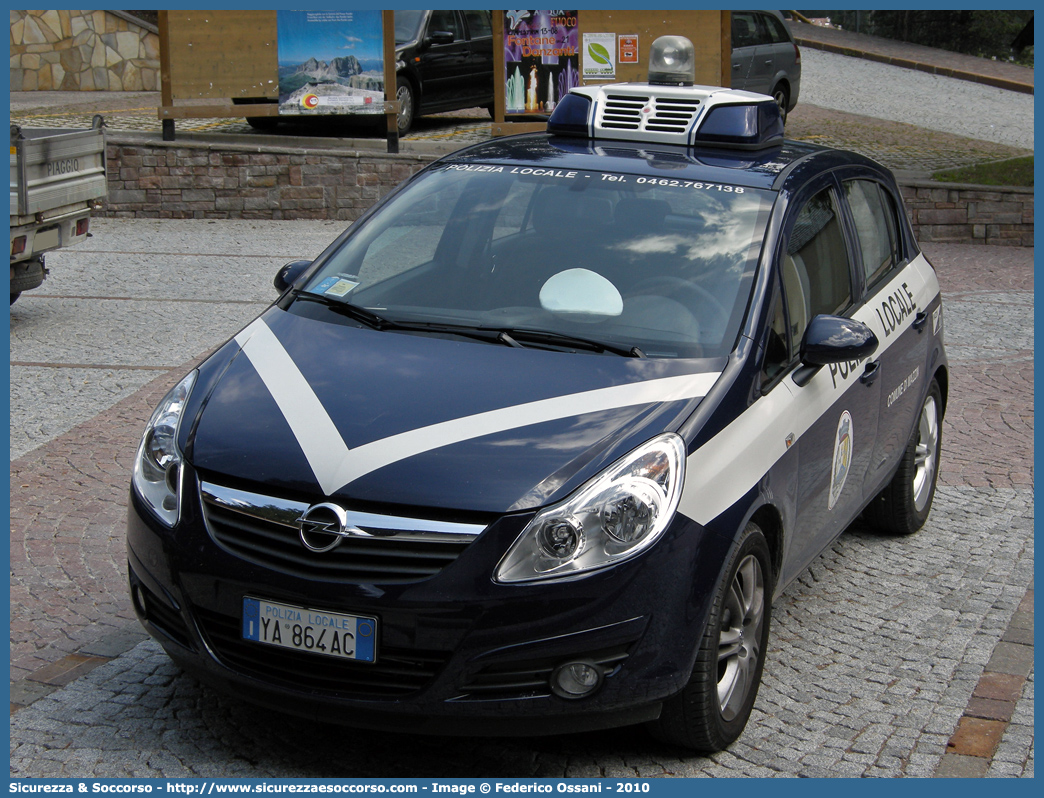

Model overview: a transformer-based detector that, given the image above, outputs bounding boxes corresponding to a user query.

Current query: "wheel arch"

[748,503,784,589]
[932,363,949,419]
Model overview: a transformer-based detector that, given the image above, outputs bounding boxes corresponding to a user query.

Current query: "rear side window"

[761,13,793,44]
[464,10,491,39]
[844,179,900,287]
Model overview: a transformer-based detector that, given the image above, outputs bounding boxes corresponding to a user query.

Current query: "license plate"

[242,597,376,662]
[34,226,60,251]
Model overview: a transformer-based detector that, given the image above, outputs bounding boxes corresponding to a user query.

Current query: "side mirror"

[800,314,878,366]
[274,260,312,294]
[427,30,455,46]
[793,314,878,387]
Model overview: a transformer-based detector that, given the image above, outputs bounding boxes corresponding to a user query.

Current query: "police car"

[128,36,946,752]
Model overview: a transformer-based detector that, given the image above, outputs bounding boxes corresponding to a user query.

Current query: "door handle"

[912,310,929,333]
[860,360,880,386]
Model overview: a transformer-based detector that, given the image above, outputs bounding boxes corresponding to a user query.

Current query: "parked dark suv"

[393,9,495,135]
[731,10,802,122]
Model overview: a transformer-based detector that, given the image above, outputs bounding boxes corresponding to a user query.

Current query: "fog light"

[75,217,89,236]
[131,584,147,618]
[551,660,604,699]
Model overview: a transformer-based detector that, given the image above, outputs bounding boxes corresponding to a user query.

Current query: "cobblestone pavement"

[9,221,1033,778]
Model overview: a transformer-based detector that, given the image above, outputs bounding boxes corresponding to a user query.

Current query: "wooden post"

[157,11,175,140]
[383,10,399,154]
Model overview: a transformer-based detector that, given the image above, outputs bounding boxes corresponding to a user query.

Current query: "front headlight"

[132,371,197,527]
[495,433,687,583]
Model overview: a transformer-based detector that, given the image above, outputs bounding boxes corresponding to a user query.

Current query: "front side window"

[300,165,775,359]
[760,274,790,388]
[781,187,853,344]
[844,179,899,287]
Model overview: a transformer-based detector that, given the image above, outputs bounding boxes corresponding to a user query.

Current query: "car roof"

[439,134,882,193]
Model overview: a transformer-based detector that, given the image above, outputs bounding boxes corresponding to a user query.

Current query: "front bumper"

[127,470,731,736]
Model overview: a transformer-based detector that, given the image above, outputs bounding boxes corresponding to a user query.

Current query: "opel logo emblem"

[296,502,369,553]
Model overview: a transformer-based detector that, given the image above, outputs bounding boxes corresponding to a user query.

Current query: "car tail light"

[794,43,801,63]
[76,217,89,236]
[12,236,27,256]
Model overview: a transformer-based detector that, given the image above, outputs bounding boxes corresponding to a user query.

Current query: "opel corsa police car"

[128,37,946,751]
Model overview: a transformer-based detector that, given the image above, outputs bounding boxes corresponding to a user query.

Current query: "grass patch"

[932,156,1033,187]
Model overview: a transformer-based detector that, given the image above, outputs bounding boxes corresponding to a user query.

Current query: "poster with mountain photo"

[277,10,385,116]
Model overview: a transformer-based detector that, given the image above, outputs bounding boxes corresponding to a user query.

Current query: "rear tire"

[396,77,416,137]
[649,522,773,752]
[232,98,279,131]
[863,379,942,535]
[246,116,279,131]
[771,82,790,125]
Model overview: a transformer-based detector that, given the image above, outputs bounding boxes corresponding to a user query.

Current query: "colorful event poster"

[503,10,579,115]
[276,10,385,116]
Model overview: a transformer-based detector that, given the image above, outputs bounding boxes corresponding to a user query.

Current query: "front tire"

[649,522,773,752]
[863,379,943,535]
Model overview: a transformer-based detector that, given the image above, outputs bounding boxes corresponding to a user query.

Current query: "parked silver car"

[731,10,802,122]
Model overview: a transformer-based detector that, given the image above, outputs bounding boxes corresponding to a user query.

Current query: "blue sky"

[277,9,384,65]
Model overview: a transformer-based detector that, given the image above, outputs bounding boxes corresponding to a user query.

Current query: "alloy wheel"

[913,395,939,512]
[717,553,765,721]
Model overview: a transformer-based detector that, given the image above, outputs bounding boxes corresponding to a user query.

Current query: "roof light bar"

[546,36,784,150]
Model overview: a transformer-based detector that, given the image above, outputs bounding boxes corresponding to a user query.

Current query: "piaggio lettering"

[46,158,79,177]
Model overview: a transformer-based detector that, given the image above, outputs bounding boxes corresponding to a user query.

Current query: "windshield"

[298,164,774,358]
[394,10,425,43]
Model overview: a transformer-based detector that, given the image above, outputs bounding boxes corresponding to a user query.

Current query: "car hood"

[187,307,724,515]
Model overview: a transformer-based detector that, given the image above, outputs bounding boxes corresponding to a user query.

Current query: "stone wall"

[103,139,434,221]
[901,181,1034,247]
[10,10,159,92]
[101,137,1033,246]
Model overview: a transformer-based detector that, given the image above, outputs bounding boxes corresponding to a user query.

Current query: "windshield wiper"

[493,328,645,358]
[291,300,645,357]
[296,292,392,330]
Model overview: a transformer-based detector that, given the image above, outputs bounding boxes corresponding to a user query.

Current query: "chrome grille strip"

[200,481,487,543]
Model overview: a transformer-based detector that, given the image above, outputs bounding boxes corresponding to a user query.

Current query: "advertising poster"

[583,32,616,80]
[276,10,385,116]
[619,34,639,65]
[503,10,579,115]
